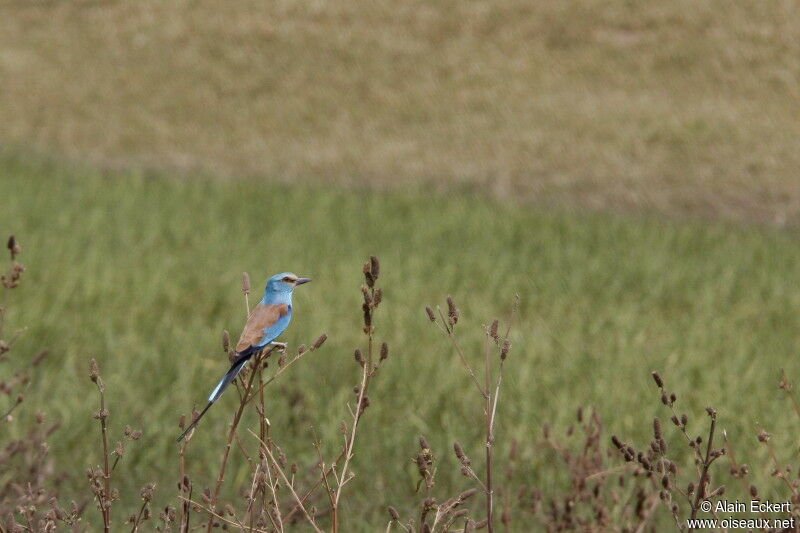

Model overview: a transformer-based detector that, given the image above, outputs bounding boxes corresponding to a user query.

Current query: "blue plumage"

[178,272,311,442]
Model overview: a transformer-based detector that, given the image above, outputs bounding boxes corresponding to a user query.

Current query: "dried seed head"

[454,442,470,464]
[363,261,375,287]
[311,333,328,350]
[680,414,688,427]
[242,272,251,294]
[362,302,372,328]
[611,435,623,450]
[446,296,459,325]
[387,506,400,521]
[458,488,478,501]
[361,286,371,306]
[419,436,430,451]
[7,236,22,261]
[178,414,186,429]
[89,359,100,383]
[425,306,436,322]
[32,350,49,366]
[222,330,230,352]
[359,395,370,413]
[651,371,664,388]
[297,344,307,354]
[489,319,499,340]
[705,406,717,419]
[464,520,475,533]
[125,426,143,440]
[750,485,758,498]
[354,349,365,367]
[140,483,156,502]
[453,509,469,520]
[380,342,389,361]
[500,339,511,360]
[370,256,380,281]
[758,429,771,443]
[653,418,662,440]
[114,441,125,458]
[373,287,382,306]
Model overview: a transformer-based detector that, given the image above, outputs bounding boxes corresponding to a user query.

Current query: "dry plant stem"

[250,430,323,533]
[178,439,190,533]
[245,461,264,532]
[281,448,347,525]
[633,497,662,533]
[332,347,371,532]
[130,500,148,533]
[181,497,270,533]
[436,307,487,398]
[95,382,112,533]
[761,435,797,496]
[483,333,495,533]
[332,272,378,533]
[779,369,800,419]
[313,430,337,519]
[688,415,716,524]
[262,454,284,533]
[205,348,270,533]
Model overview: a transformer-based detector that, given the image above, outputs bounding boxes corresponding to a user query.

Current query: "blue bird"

[177,272,311,442]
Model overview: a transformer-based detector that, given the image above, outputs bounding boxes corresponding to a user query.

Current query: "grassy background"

[2,0,800,529]
[3,153,800,529]
[1,0,799,224]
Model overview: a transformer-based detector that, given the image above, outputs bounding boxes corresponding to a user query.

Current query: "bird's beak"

[295,277,312,286]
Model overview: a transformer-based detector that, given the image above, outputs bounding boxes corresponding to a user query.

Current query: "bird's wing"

[235,303,291,352]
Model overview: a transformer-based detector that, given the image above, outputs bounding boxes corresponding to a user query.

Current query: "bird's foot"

[270,341,287,351]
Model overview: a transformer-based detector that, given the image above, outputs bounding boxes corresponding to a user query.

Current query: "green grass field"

[2,1,800,528]
[3,152,800,529]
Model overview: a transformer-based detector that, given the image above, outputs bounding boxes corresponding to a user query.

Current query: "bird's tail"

[176,401,213,442]
[208,353,252,403]
[176,352,253,442]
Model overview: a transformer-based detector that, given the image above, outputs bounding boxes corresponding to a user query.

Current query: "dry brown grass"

[1,1,799,224]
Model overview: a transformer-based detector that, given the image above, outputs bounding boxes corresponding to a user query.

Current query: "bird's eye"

[282,276,292,282]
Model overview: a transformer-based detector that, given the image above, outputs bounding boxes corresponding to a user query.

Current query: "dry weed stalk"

[610,372,728,532]
[87,359,147,533]
[0,236,72,532]
[390,295,517,532]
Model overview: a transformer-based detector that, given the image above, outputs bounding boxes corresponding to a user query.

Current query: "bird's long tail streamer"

[177,401,213,442]
[176,353,252,442]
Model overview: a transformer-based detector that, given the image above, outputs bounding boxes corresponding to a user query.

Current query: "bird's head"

[265,272,312,295]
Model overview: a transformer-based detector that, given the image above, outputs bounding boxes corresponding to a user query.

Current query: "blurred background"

[2,1,799,530]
